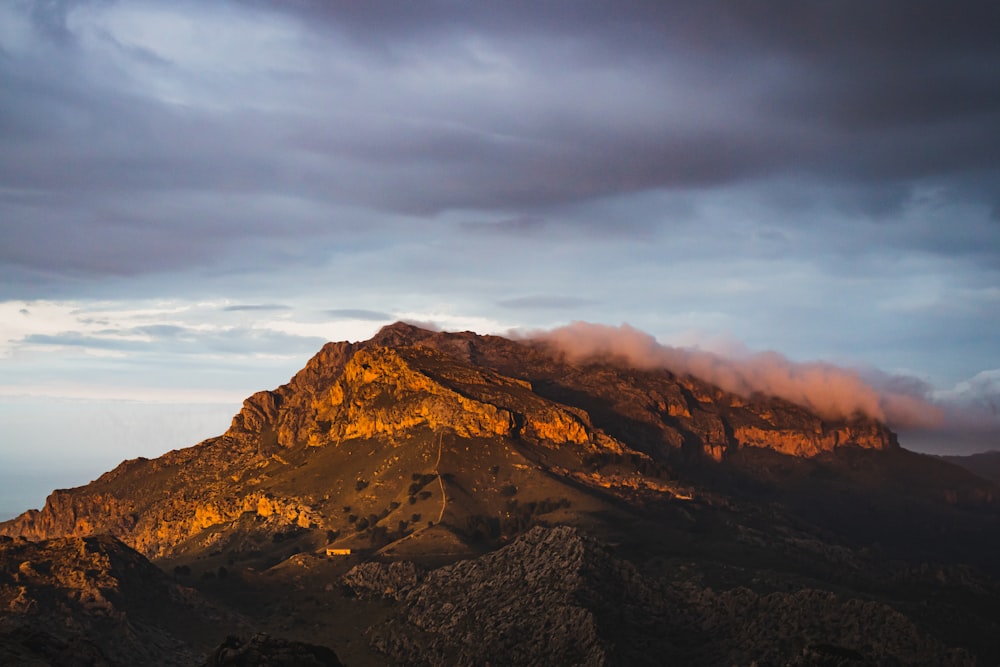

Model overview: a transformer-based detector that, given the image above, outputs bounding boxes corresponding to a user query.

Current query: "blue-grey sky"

[2,1,1000,515]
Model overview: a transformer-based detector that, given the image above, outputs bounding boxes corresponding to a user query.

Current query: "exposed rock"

[0,625,112,666]
[316,346,518,441]
[366,526,619,666]
[229,391,283,442]
[203,633,344,667]
[364,526,975,667]
[343,560,424,600]
[0,534,232,666]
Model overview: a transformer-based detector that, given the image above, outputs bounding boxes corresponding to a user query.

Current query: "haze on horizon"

[2,1,999,515]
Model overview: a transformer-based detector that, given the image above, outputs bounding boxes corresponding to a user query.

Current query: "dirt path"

[373,431,448,556]
[433,430,447,523]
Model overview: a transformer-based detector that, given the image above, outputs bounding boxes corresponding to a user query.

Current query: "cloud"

[2,0,998,294]
[222,304,292,312]
[23,332,147,352]
[897,369,1000,454]
[0,300,334,363]
[325,309,395,321]
[526,321,942,429]
[498,295,596,310]
[934,369,1000,432]
[459,217,548,236]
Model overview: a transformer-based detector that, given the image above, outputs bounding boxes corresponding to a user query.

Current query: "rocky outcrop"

[0,534,232,666]
[203,633,343,667]
[0,442,318,560]
[358,525,974,666]
[360,526,621,666]
[733,420,896,457]
[343,560,424,600]
[316,347,517,441]
[226,340,359,451]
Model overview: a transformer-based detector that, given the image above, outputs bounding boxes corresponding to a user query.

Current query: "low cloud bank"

[525,322,942,429]
[901,370,1000,453]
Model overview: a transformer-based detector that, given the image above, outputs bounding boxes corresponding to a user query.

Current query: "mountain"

[940,451,1000,486]
[2,322,999,665]
[0,322,901,559]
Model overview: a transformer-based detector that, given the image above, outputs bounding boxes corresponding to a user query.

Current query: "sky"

[2,1,1000,516]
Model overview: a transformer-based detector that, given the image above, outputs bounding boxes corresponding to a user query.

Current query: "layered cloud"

[528,322,946,429]
[2,1,999,288]
[529,322,1000,451]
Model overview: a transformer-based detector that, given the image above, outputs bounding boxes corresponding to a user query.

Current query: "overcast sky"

[2,1,999,514]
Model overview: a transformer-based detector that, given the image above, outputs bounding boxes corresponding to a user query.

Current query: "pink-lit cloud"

[526,322,943,429]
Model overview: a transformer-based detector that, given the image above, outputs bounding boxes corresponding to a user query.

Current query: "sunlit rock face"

[229,321,897,460]
[316,347,518,441]
[0,322,898,560]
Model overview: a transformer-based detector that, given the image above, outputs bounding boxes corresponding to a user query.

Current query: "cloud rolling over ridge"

[528,322,942,429]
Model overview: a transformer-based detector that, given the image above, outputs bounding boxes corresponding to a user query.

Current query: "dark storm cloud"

[459,217,548,236]
[264,1,1000,180]
[1,0,999,287]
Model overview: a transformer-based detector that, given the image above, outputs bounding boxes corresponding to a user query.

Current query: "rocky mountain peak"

[1,325,904,564]
[367,320,439,348]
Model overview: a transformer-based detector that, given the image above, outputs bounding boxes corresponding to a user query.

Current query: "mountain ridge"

[940,450,1000,486]
[0,322,903,561]
[1,322,999,664]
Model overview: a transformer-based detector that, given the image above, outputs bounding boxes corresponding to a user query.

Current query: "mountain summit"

[2,323,999,664]
[2,322,899,560]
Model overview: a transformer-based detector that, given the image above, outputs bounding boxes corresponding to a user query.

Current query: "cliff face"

[226,322,896,461]
[0,322,899,561]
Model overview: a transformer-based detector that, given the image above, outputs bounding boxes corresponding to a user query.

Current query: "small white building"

[325,547,352,556]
